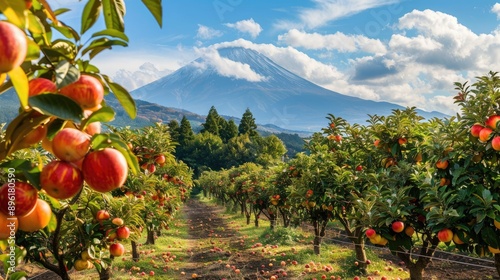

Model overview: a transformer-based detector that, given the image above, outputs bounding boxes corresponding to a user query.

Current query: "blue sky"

[54,0,500,116]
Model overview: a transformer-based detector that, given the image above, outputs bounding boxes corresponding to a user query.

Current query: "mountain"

[0,89,309,137]
[131,47,448,132]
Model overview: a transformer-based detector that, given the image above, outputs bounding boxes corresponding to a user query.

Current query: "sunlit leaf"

[106,80,136,119]
[81,0,101,34]
[102,0,124,32]
[141,0,162,28]
[91,29,129,41]
[8,66,29,109]
[25,38,41,61]
[81,106,115,130]
[0,0,26,28]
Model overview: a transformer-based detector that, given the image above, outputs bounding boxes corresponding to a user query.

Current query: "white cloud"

[196,24,223,40]
[492,3,500,19]
[194,47,268,82]
[112,63,173,91]
[225,18,263,38]
[278,29,387,54]
[275,0,401,30]
[92,47,196,91]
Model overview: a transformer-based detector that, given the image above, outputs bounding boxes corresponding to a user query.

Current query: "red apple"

[109,243,125,257]
[398,137,407,145]
[470,123,484,138]
[112,217,124,226]
[405,226,415,236]
[106,229,117,241]
[28,78,57,97]
[391,221,405,233]
[479,127,493,142]
[0,21,27,73]
[355,165,363,171]
[96,210,110,221]
[52,128,91,162]
[147,163,156,173]
[437,228,453,243]
[82,148,128,193]
[492,136,500,151]
[365,228,376,238]
[40,160,84,199]
[485,115,500,129]
[435,159,449,170]
[0,182,38,216]
[116,226,130,240]
[155,154,166,164]
[59,74,104,110]
[19,124,48,149]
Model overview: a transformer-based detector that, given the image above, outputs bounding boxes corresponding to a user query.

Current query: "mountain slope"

[131,47,447,131]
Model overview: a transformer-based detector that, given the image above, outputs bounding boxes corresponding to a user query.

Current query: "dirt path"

[181,199,291,279]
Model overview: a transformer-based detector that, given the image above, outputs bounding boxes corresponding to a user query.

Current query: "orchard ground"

[14,193,499,280]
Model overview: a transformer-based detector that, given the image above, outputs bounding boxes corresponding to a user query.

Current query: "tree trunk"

[270,213,277,230]
[495,254,500,278]
[254,217,259,227]
[131,241,140,262]
[246,214,251,225]
[407,263,425,280]
[353,238,367,275]
[98,256,114,280]
[279,208,290,228]
[145,228,155,245]
[397,234,439,280]
[313,220,321,255]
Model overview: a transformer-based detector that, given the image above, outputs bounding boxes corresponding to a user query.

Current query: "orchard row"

[198,72,500,280]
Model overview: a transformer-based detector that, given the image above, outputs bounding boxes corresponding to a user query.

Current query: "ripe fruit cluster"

[40,128,128,198]
[95,210,130,257]
[470,114,500,150]
[0,182,52,237]
[133,145,167,174]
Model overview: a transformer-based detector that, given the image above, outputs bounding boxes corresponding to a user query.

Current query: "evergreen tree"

[201,106,222,136]
[238,108,258,136]
[178,116,194,145]
[167,119,180,143]
[220,119,238,142]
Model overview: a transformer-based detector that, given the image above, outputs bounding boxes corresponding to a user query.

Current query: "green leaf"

[107,80,136,119]
[141,0,163,28]
[55,60,80,88]
[91,29,129,41]
[81,37,128,58]
[46,212,58,232]
[8,66,29,109]
[27,12,44,34]
[81,0,102,34]
[9,271,29,280]
[52,22,80,41]
[81,106,116,130]
[0,0,26,28]
[0,159,33,171]
[102,0,125,32]
[25,37,41,61]
[29,94,84,122]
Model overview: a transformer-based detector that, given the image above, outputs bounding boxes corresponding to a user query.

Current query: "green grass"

[66,195,411,279]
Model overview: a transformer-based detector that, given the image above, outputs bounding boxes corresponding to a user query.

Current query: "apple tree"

[0,1,163,280]
[432,71,500,277]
